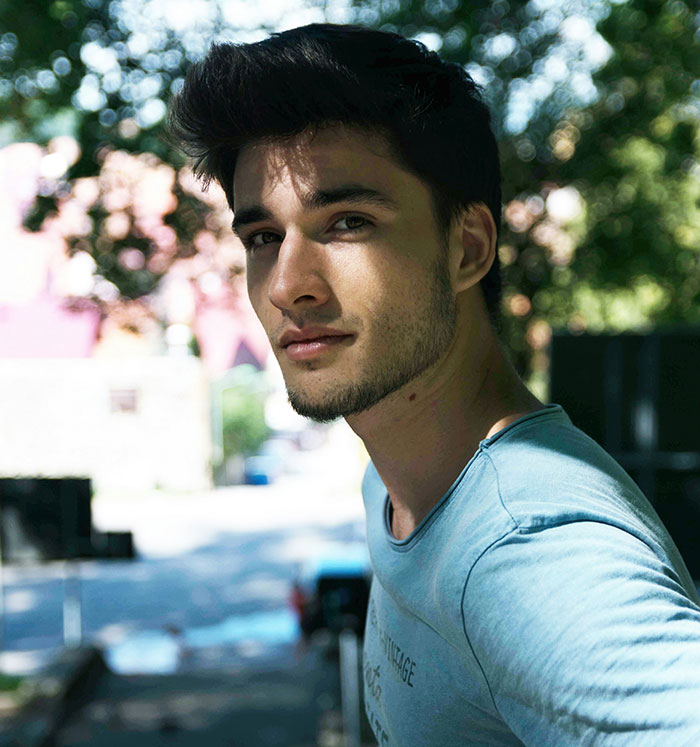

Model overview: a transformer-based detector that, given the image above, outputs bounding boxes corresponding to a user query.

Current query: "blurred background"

[0,0,698,744]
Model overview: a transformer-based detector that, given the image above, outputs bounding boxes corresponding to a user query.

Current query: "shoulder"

[470,406,697,595]
[462,518,700,742]
[481,407,664,542]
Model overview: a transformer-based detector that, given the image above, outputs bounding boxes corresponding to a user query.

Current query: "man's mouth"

[279,327,353,361]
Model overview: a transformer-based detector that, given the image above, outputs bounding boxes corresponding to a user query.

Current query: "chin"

[286,378,396,423]
[286,388,347,423]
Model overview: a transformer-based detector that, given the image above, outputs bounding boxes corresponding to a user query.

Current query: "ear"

[449,203,497,294]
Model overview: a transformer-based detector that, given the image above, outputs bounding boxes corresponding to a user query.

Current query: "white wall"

[0,356,212,493]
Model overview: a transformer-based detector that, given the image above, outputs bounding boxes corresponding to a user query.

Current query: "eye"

[333,215,371,231]
[244,230,280,252]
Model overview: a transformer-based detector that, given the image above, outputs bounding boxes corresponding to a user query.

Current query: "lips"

[279,326,350,348]
[279,326,353,361]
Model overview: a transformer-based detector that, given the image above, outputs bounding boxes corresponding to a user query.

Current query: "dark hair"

[168,23,502,325]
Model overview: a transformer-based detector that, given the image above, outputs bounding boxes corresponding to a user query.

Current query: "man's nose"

[267,231,330,312]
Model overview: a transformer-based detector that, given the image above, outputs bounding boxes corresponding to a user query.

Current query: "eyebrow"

[231,185,399,236]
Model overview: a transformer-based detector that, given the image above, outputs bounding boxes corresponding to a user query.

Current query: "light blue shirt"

[362,404,700,745]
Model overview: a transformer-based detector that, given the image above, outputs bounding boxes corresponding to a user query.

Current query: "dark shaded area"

[295,575,371,644]
[550,330,700,577]
[1,645,336,747]
[0,478,133,563]
[53,657,329,747]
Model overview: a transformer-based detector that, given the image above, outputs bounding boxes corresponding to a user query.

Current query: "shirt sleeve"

[462,520,700,746]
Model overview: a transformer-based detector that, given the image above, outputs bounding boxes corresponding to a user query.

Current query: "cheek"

[355,247,430,311]
[350,271,422,339]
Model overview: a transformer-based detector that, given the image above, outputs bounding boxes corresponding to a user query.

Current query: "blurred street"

[0,423,371,745]
[1,422,367,676]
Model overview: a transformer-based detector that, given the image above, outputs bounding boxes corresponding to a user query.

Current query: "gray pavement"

[1,518,366,676]
[53,644,343,747]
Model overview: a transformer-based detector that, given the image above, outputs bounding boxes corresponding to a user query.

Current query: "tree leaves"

[355,0,700,388]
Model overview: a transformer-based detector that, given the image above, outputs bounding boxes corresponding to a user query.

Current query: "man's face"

[233,125,457,422]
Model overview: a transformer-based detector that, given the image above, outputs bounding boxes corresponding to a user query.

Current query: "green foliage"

[0,0,221,300]
[560,0,700,324]
[220,367,269,458]
[0,0,206,156]
[0,672,24,693]
[3,0,698,389]
[351,0,700,387]
[347,0,606,146]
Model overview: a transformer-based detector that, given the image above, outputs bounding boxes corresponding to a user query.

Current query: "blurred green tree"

[0,0,217,162]
[3,0,698,386]
[0,0,230,301]
[558,0,700,324]
[221,367,270,458]
[350,0,700,391]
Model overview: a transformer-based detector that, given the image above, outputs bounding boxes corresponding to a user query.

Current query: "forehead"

[232,125,419,209]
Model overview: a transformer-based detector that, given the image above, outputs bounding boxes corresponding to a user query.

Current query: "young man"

[169,24,700,745]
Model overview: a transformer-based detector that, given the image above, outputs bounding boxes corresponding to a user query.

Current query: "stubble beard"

[284,255,457,423]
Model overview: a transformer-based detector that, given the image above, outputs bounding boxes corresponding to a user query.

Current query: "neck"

[346,300,543,540]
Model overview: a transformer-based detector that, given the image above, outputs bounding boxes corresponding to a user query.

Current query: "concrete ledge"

[1,645,107,747]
